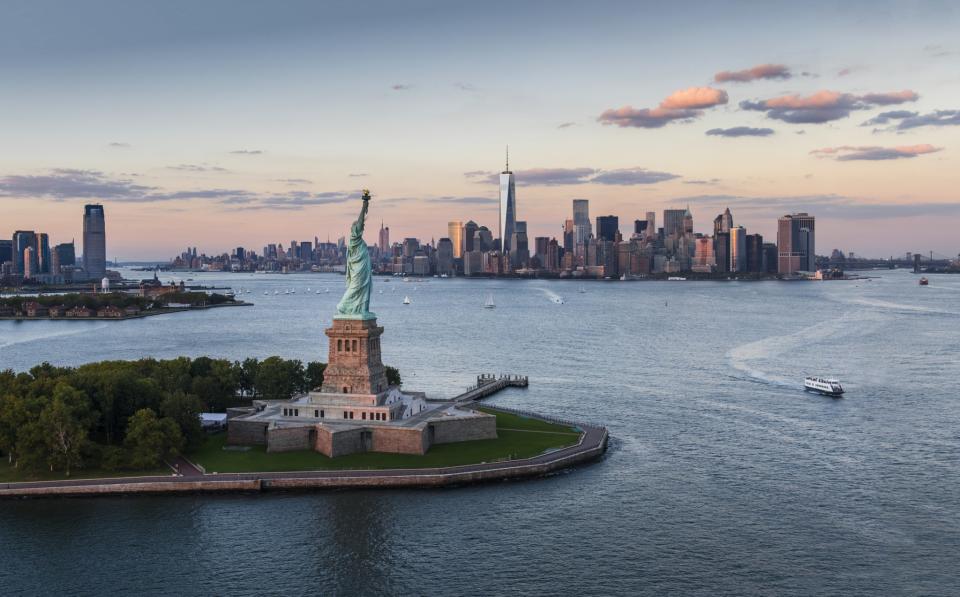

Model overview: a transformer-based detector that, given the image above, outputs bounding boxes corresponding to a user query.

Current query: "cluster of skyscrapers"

[1,204,106,285]
[373,151,817,278]
[168,151,817,278]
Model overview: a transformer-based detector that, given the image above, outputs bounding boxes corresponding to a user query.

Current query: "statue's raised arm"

[335,190,375,320]
[355,190,370,233]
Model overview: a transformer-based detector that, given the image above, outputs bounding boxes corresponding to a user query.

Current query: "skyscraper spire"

[505,145,510,172]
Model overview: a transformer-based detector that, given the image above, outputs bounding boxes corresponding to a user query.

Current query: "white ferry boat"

[804,376,844,397]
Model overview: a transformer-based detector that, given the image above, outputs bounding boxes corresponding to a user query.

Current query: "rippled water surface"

[1,269,958,596]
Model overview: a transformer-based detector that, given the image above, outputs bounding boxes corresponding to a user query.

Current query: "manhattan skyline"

[2,1,959,259]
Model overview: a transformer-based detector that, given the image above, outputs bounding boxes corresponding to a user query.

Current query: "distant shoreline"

[0,301,252,322]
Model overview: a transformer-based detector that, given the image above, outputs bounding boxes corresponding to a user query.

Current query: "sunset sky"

[2,0,959,259]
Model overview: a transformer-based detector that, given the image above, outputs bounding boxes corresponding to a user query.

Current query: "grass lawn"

[0,460,171,483]
[191,408,582,473]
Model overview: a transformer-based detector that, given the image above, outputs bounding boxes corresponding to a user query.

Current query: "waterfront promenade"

[0,419,607,497]
[0,378,607,498]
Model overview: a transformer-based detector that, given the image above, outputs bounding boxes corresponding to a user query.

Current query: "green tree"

[160,391,204,450]
[255,357,305,401]
[124,408,184,469]
[15,421,50,473]
[40,397,86,476]
[237,358,260,397]
[305,362,326,391]
[0,394,29,464]
[386,366,402,387]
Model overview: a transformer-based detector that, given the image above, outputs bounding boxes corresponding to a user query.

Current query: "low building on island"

[227,191,496,457]
[97,305,125,318]
[23,301,48,317]
[65,306,94,318]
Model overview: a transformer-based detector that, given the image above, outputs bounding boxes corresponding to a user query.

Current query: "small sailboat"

[578,285,586,294]
[316,290,322,294]
[403,295,411,305]
[483,293,495,309]
[274,290,279,295]
[264,291,269,296]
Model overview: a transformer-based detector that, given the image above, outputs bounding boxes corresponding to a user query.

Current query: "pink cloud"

[859,90,920,105]
[660,87,729,109]
[764,90,847,109]
[810,144,942,161]
[597,106,697,128]
[714,63,792,83]
[598,86,727,129]
[741,89,920,123]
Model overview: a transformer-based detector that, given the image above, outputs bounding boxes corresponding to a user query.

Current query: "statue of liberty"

[335,190,375,320]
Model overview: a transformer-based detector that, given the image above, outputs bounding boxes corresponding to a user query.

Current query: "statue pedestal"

[321,318,389,396]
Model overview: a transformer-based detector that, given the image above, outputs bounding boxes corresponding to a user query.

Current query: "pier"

[453,374,529,405]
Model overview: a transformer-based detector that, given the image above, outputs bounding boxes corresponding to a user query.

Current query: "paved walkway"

[0,420,607,494]
[170,456,204,477]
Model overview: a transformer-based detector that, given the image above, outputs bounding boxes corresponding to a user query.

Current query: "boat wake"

[0,322,110,351]
[845,297,958,316]
[536,288,565,304]
[726,311,874,387]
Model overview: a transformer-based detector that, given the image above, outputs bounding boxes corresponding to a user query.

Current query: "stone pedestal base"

[321,317,389,395]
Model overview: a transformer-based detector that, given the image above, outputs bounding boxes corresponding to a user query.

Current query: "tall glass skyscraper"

[83,204,107,277]
[596,215,619,242]
[730,226,747,272]
[12,230,36,276]
[447,221,464,258]
[777,213,815,273]
[572,199,590,245]
[499,149,516,254]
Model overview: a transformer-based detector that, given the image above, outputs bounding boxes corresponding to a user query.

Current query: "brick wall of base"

[227,419,269,445]
[243,411,497,457]
[370,425,430,455]
[316,425,368,457]
[430,414,497,444]
[266,426,314,453]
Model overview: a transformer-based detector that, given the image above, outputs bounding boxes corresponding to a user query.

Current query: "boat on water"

[403,295,411,305]
[804,376,845,397]
[919,277,929,286]
[578,285,586,294]
[483,293,495,309]
[273,290,279,295]
[552,296,564,305]
[316,290,322,294]
[667,276,687,281]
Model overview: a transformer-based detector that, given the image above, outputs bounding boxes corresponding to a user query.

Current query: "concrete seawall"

[0,409,608,498]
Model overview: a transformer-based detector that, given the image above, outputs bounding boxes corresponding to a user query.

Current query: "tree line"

[0,290,236,312]
[0,357,401,476]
